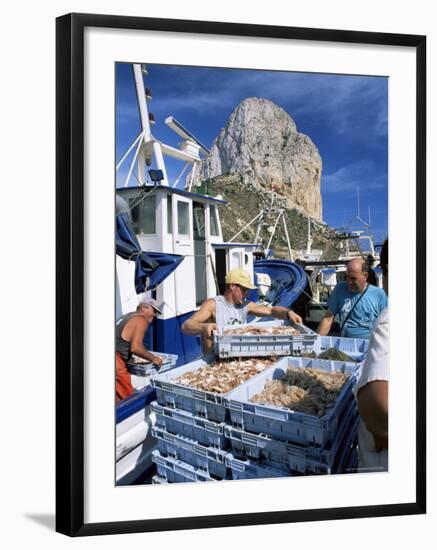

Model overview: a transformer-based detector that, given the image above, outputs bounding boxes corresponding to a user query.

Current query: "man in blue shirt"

[317,258,387,339]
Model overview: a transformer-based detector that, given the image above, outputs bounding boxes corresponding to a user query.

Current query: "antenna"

[356,186,370,227]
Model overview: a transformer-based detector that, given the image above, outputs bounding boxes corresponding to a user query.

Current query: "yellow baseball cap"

[225,268,257,289]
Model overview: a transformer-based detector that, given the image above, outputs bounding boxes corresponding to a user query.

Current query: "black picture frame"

[56,12,426,537]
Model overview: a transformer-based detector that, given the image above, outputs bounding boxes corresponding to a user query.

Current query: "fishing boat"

[295,222,383,328]
[115,63,308,484]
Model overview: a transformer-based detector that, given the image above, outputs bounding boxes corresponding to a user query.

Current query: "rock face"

[192,97,323,220]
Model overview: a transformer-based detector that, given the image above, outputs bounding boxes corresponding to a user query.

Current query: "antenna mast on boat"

[116,64,209,189]
[229,181,293,260]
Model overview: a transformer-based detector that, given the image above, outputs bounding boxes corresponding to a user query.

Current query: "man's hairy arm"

[181,299,217,338]
[247,303,303,324]
[317,310,335,335]
[357,380,388,450]
[125,317,163,367]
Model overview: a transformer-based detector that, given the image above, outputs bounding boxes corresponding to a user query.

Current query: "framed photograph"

[56,13,426,536]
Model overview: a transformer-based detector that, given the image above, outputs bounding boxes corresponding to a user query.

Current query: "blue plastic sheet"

[116,213,184,292]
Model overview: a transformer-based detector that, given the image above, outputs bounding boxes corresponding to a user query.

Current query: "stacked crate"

[224,356,361,477]
[150,358,236,483]
[150,328,365,483]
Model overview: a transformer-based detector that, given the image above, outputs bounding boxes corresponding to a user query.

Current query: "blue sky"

[116,63,388,243]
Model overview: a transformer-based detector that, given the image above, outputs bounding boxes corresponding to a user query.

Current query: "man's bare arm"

[126,317,163,367]
[357,380,388,450]
[247,303,303,324]
[317,310,335,335]
[181,299,217,338]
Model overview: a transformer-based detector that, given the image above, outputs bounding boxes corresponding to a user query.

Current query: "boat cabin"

[116,185,257,363]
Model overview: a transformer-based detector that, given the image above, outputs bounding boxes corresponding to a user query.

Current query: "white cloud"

[322,162,387,195]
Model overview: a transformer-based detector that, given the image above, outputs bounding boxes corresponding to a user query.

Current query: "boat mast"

[132,64,169,186]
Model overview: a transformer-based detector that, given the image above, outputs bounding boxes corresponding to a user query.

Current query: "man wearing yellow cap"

[182,268,303,353]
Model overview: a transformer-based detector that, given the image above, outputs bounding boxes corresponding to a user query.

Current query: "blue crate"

[152,425,230,479]
[151,358,230,421]
[332,419,360,474]
[127,352,178,377]
[152,450,216,483]
[342,444,359,475]
[214,320,318,358]
[290,336,369,364]
[316,336,368,363]
[225,356,360,447]
[225,454,290,480]
[152,475,167,484]
[152,403,229,449]
[224,397,359,474]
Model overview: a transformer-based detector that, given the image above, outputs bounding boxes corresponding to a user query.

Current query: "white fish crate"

[214,320,318,358]
[292,336,369,363]
[151,357,275,422]
[224,455,290,480]
[152,425,230,479]
[127,352,178,377]
[152,450,216,483]
[151,358,232,421]
[224,397,359,475]
[225,356,360,448]
[152,403,229,450]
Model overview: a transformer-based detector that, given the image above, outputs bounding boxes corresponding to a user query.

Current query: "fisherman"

[354,239,389,471]
[115,297,163,402]
[316,257,387,340]
[181,268,303,354]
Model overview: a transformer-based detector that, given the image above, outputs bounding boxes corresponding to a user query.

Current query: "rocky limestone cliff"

[191,97,323,221]
[198,173,341,260]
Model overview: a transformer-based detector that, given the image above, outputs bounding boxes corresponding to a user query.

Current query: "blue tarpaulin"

[116,213,184,292]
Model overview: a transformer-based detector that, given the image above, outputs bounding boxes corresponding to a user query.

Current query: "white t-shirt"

[354,307,389,472]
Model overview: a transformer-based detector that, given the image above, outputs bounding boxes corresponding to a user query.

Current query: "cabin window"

[140,195,156,234]
[177,201,190,236]
[167,195,172,234]
[193,203,205,239]
[210,205,219,236]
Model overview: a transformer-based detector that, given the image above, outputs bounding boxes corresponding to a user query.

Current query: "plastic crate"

[152,425,230,479]
[292,336,369,363]
[342,445,359,475]
[332,419,359,474]
[152,450,216,483]
[127,352,178,377]
[225,455,290,480]
[150,358,230,421]
[214,320,318,358]
[224,397,359,474]
[152,403,229,449]
[226,356,360,447]
[152,475,167,484]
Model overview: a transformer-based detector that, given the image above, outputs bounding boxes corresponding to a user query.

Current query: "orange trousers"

[116,352,134,402]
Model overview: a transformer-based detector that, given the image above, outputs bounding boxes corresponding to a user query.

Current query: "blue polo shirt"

[327,282,388,339]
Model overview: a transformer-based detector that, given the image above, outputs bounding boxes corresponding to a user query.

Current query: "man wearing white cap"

[115,298,163,401]
[182,268,302,353]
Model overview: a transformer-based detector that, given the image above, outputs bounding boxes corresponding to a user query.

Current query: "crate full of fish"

[214,320,318,358]
[224,397,359,474]
[152,403,230,449]
[127,351,178,377]
[225,356,360,447]
[292,336,369,364]
[150,357,277,422]
[152,450,216,483]
[152,425,230,479]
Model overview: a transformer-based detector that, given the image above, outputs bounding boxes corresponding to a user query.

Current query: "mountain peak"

[191,97,322,220]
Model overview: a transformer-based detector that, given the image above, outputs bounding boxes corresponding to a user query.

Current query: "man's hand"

[151,355,163,368]
[201,323,218,339]
[287,310,303,324]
